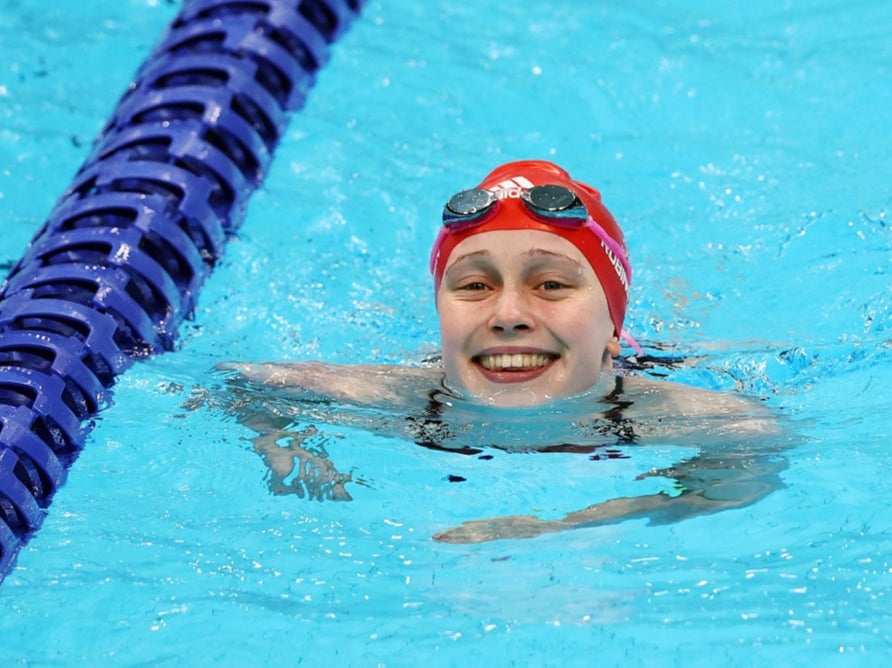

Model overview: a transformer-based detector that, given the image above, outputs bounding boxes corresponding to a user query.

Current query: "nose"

[488,287,534,334]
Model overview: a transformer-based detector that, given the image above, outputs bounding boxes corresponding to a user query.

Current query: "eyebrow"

[521,248,584,267]
[444,248,585,279]
[445,249,492,269]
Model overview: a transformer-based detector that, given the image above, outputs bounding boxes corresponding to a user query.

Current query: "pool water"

[2,0,891,665]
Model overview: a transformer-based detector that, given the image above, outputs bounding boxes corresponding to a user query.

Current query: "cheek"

[555,297,613,348]
[436,297,469,350]
[436,299,476,387]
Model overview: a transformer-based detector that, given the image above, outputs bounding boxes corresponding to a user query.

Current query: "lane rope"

[0,0,364,581]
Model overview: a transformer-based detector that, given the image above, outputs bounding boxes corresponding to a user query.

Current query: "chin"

[447,364,600,407]
[488,395,551,408]
[462,374,605,408]
[472,384,560,408]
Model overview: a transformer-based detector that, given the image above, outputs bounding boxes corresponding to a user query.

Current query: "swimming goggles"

[443,184,588,228]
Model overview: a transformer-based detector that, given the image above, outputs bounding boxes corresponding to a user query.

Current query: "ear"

[606,336,621,357]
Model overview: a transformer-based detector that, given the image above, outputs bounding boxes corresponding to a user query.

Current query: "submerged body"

[217,360,792,543]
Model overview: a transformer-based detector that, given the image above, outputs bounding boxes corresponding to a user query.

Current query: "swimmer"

[218,160,795,542]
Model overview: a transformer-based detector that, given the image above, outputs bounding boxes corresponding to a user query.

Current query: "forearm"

[434,454,787,543]
[433,490,738,543]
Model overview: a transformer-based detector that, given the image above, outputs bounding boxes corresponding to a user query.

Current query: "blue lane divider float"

[0,0,364,582]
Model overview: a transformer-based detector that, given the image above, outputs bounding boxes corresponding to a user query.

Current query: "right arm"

[220,361,441,410]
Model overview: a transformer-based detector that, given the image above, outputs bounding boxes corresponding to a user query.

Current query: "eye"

[533,277,577,298]
[459,281,490,291]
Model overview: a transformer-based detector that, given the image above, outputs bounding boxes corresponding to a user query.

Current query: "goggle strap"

[620,329,643,356]
[584,217,633,286]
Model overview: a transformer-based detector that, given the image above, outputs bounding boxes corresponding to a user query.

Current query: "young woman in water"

[218,160,792,542]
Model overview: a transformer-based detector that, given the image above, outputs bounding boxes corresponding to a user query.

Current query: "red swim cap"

[431,160,631,337]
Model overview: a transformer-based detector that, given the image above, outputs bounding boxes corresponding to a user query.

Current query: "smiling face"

[436,229,620,407]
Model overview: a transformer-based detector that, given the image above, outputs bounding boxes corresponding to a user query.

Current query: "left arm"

[433,447,788,543]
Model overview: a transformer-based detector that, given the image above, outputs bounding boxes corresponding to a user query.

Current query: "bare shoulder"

[616,375,781,442]
[621,375,767,414]
[224,361,443,408]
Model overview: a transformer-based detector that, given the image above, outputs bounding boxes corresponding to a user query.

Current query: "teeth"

[478,353,553,371]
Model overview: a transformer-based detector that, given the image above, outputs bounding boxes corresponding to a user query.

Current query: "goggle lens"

[521,184,586,220]
[443,189,498,224]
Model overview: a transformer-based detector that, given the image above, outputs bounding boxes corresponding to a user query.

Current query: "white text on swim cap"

[601,241,630,296]
[489,176,535,199]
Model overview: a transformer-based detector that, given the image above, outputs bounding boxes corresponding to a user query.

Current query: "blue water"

[1,1,891,665]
